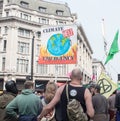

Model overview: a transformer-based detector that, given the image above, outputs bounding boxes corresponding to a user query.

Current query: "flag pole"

[101,19,111,77]
[101,18,107,56]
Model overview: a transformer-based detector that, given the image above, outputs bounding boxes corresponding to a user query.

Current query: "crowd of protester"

[0,68,120,121]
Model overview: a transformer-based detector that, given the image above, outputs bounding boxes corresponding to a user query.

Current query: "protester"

[55,82,65,121]
[6,81,43,121]
[35,90,45,100]
[0,80,18,121]
[92,84,109,121]
[43,81,58,104]
[115,90,120,121]
[37,68,94,121]
[108,90,117,121]
[41,81,58,121]
[88,83,96,96]
[54,101,62,121]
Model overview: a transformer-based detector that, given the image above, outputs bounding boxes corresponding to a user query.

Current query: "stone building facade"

[0,0,93,90]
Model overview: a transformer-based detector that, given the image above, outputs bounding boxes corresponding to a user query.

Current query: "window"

[18,28,30,37]
[25,30,30,37]
[2,57,5,71]
[39,7,46,13]
[17,58,29,73]
[20,13,31,21]
[0,1,3,9]
[83,45,85,53]
[92,65,97,71]
[56,21,65,25]
[59,21,64,24]
[20,13,22,18]
[18,41,29,54]
[36,62,47,74]
[36,44,40,55]
[23,14,28,20]
[20,1,29,8]
[7,0,10,3]
[3,40,7,51]
[29,16,31,21]
[56,10,64,16]
[6,12,9,17]
[36,31,41,39]
[4,26,8,34]
[0,27,1,34]
[42,18,46,24]
[55,64,67,75]
[79,56,81,61]
[39,18,49,24]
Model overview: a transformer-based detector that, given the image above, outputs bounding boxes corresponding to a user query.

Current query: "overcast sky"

[60,0,120,82]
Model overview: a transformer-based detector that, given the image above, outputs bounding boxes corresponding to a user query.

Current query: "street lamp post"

[55,65,58,83]
[31,35,35,81]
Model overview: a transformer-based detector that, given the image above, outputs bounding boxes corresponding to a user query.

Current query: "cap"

[95,84,101,91]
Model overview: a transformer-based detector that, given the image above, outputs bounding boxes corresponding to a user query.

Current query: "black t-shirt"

[115,92,120,111]
[60,84,86,121]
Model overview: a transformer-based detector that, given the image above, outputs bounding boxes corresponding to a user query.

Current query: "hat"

[95,84,101,91]
[90,84,96,88]
[5,80,18,94]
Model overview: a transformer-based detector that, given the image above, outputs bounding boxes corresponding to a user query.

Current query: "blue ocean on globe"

[47,33,71,56]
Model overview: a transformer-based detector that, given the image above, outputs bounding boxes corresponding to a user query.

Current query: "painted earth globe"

[47,33,71,56]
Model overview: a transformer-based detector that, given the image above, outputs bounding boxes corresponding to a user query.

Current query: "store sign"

[35,80,48,91]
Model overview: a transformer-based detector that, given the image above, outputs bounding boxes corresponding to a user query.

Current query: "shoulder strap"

[66,84,69,102]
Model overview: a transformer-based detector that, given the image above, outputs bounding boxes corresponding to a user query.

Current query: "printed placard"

[38,24,77,64]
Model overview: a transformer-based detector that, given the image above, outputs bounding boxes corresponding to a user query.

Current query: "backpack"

[66,84,88,121]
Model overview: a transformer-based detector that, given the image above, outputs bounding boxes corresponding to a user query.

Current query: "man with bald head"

[70,68,83,81]
[37,68,94,121]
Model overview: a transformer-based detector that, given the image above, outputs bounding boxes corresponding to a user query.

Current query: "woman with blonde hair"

[41,81,58,121]
[44,81,58,104]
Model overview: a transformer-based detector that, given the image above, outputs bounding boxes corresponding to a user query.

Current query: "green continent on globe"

[47,33,71,56]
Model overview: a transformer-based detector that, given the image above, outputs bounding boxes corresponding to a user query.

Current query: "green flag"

[105,30,119,64]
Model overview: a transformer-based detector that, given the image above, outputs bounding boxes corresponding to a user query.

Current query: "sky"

[59,0,120,82]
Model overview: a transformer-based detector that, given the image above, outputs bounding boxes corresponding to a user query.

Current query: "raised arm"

[84,88,94,118]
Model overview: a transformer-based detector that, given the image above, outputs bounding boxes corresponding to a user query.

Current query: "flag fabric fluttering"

[92,73,96,81]
[105,30,119,65]
[97,72,117,98]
